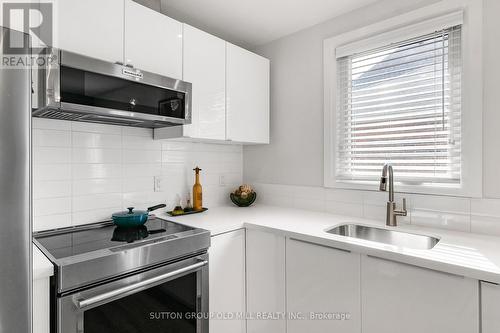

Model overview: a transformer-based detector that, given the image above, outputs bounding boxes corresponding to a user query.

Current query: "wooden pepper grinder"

[192,167,203,211]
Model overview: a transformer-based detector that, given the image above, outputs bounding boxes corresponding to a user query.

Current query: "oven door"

[57,254,208,333]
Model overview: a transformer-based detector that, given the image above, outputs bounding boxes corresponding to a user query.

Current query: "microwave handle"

[75,259,208,309]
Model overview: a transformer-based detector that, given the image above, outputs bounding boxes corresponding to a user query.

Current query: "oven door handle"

[75,259,208,309]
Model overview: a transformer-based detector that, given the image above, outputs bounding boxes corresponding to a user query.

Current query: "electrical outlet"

[219,175,226,187]
[154,176,163,192]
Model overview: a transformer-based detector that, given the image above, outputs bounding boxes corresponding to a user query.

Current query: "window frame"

[324,4,483,197]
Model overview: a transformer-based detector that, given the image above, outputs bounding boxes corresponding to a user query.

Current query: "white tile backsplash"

[72,164,123,179]
[72,132,122,148]
[32,118,71,131]
[34,164,72,181]
[33,129,71,147]
[72,179,123,196]
[33,197,72,217]
[72,148,122,164]
[34,147,72,164]
[471,199,500,236]
[32,120,500,236]
[251,182,500,236]
[32,118,243,231]
[33,180,72,199]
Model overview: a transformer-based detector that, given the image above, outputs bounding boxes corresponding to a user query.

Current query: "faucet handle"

[393,197,408,218]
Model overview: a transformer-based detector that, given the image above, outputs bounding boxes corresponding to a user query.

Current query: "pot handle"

[147,204,167,212]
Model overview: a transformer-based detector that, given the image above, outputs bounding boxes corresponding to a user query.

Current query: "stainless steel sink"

[326,224,439,250]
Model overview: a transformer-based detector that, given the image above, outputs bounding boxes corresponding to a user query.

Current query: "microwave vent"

[35,109,82,121]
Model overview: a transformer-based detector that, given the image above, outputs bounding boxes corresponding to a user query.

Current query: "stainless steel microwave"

[32,49,192,128]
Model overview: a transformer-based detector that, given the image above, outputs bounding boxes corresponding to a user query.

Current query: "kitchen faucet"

[379,163,407,226]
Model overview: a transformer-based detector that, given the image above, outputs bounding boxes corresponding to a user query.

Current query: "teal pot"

[111,204,166,228]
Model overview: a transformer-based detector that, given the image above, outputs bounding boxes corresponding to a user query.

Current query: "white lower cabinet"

[33,277,50,333]
[246,229,286,333]
[361,255,479,333]
[209,229,246,333]
[481,281,500,333]
[286,238,361,333]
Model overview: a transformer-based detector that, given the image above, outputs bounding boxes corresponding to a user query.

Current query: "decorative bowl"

[230,192,257,207]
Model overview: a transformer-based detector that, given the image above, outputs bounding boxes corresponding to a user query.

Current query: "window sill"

[326,179,481,198]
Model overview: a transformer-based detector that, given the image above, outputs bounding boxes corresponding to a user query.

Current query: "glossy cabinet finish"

[54,0,124,63]
[183,24,226,139]
[361,255,478,333]
[156,24,226,140]
[481,282,500,333]
[209,230,246,333]
[33,278,50,333]
[226,43,270,144]
[286,238,361,333]
[246,229,286,333]
[124,0,183,79]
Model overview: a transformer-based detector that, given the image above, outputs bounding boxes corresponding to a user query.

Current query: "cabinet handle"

[366,255,465,278]
[289,237,351,253]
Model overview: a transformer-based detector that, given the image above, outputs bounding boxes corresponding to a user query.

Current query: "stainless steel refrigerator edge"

[0,27,32,333]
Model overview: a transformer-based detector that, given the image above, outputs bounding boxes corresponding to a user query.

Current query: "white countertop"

[34,204,500,283]
[33,243,53,280]
[160,205,500,284]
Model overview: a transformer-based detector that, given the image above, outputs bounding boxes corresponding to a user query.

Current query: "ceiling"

[158,0,380,48]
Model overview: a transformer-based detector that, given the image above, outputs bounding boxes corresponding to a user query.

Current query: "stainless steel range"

[34,217,210,333]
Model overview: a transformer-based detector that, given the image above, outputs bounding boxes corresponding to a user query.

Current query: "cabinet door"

[209,230,246,333]
[362,255,478,333]
[246,229,286,333]
[54,0,124,63]
[182,24,226,140]
[124,0,182,78]
[481,281,500,333]
[33,278,50,333]
[226,43,270,144]
[286,238,361,333]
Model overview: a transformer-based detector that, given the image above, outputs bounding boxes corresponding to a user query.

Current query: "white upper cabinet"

[124,0,183,78]
[361,255,479,333]
[286,238,361,333]
[53,0,124,63]
[226,43,270,144]
[182,24,226,140]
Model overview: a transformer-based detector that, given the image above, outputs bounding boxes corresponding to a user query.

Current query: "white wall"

[32,118,242,231]
[246,0,500,194]
[244,0,442,187]
[482,0,500,198]
[244,0,500,235]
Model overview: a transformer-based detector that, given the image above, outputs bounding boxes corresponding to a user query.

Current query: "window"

[335,26,462,186]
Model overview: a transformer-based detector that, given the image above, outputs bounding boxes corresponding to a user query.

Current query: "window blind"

[336,26,462,185]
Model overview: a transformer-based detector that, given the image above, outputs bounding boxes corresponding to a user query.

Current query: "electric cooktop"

[33,217,211,293]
